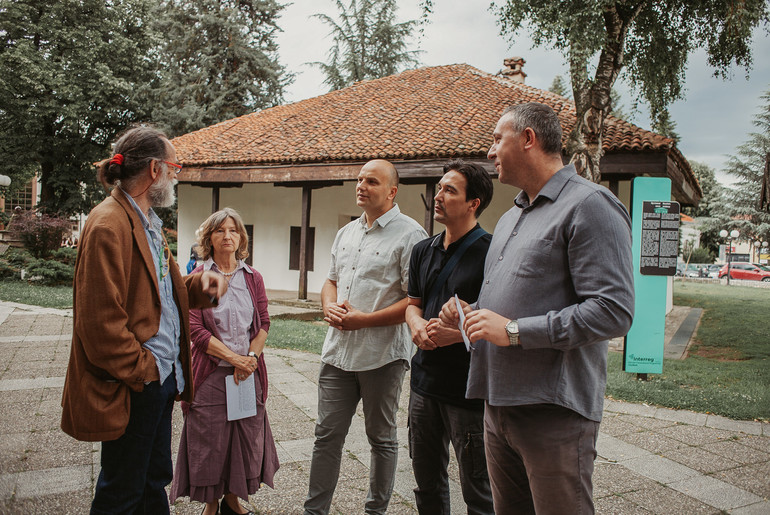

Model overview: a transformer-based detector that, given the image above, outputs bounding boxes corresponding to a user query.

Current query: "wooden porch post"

[211,186,220,213]
[298,186,312,300]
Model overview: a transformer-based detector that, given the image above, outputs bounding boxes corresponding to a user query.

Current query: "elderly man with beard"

[61,126,228,515]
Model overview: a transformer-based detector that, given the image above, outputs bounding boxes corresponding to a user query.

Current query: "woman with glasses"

[171,208,279,515]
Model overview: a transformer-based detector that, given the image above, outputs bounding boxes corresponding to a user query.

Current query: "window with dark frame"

[289,226,315,271]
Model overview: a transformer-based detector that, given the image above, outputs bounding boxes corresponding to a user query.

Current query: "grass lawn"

[267,318,327,355]
[606,281,770,421]
[0,280,73,309]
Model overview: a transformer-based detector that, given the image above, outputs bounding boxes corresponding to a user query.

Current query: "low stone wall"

[675,277,770,289]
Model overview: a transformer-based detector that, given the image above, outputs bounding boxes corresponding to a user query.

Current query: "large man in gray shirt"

[304,159,427,515]
[441,103,634,514]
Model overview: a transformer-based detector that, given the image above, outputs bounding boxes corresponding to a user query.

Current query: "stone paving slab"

[669,475,763,511]
[0,301,768,514]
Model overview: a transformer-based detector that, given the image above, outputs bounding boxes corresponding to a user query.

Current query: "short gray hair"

[503,102,563,155]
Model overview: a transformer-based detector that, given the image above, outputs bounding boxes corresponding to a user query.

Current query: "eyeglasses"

[162,160,182,174]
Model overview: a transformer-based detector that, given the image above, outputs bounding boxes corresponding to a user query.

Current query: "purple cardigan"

[182,264,270,415]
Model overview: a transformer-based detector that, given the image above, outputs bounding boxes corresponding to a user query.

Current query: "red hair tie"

[109,153,124,166]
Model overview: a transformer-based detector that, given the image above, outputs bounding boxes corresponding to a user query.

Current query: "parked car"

[682,263,710,278]
[707,264,721,278]
[718,262,770,281]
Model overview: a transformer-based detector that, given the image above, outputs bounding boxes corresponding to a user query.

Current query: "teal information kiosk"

[625,177,679,374]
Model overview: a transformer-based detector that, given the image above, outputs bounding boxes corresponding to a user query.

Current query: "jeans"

[304,360,407,515]
[91,373,177,515]
[408,391,493,515]
[484,403,600,515]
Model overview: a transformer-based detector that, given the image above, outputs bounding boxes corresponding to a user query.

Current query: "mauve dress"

[170,263,279,503]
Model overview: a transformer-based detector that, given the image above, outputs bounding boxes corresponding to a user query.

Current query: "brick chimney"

[500,57,526,83]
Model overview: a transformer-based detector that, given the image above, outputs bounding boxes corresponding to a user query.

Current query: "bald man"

[304,160,428,515]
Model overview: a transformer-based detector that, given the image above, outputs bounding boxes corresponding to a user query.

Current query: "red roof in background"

[172,63,676,167]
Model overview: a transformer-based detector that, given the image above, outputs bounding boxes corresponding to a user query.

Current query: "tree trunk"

[38,120,57,212]
[568,2,645,183]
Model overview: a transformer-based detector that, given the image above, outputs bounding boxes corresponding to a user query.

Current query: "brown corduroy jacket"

[60,188,214,442]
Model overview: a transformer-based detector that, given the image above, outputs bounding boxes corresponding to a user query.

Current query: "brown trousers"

[484,403,600,515]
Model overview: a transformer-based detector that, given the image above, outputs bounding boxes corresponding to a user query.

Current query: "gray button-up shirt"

[322,204,428,372]
[468,165,634,421]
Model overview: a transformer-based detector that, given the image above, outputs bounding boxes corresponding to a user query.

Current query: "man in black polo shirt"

[406,159,494,514]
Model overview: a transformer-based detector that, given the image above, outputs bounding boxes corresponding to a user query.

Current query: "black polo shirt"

[407,224,491,409]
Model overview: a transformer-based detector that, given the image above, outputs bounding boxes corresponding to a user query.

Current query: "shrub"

[688,247,714,264]
[0,260,18,280]
[3,247,34,268]
[24,258,74,286]
[8,210,71,259]
[50,246,78,265]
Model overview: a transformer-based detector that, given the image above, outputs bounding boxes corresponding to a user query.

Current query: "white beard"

[149,172,176,208]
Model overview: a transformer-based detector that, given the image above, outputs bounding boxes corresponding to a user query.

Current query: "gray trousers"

[408,391,494,515]
[304,360,407,515]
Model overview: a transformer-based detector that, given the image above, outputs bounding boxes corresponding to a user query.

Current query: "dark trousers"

[408,391,494,515]
[91,373,177,515]
[484,403,600,515]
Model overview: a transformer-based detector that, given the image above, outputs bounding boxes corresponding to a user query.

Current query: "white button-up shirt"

[322,204,428,371]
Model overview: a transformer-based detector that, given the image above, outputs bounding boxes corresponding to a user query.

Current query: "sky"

[275,0,770,186]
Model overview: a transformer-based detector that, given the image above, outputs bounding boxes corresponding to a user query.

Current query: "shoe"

[220,498,254,515]
[200,503,219,515]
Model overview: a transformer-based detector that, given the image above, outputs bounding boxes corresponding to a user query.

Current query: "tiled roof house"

[173,62,701,296]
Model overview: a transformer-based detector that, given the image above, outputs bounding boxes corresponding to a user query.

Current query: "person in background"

[304,159,427,515]
[187,244,199,274]
[441,103,635,514]
[171,208,279,515]
[406,159,495,514]
[60,126,227,514]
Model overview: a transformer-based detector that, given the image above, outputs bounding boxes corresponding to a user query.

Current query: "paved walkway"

[0,301,768,514]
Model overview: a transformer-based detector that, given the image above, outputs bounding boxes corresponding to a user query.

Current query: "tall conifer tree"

[311,0,420,91]
[151,0,291,137]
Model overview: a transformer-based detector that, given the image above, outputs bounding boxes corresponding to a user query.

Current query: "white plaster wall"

[177,184,212,273]
[177,177,627,295]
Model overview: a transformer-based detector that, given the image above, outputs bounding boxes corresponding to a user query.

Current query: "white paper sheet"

[454,294,472,352]
[225,373,257,421]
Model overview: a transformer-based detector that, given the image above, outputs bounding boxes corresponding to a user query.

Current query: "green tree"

[722,88,770,245]
[0,0,158,215]
[549,74,571,98]
[651,109,680,144]
[311,0,420,91]
[685,161,724,219]
[608,87,629,122]
[150,0,291,137]
[490,0,769,183]
[685,161,728,258]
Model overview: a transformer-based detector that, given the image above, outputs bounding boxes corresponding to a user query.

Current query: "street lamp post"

[719,229,740,285]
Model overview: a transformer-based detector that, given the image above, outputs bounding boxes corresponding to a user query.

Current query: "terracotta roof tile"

[172,63,675,167]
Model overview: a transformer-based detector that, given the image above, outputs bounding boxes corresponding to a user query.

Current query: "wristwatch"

[505,320,520,346]
[247,351,258,360]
